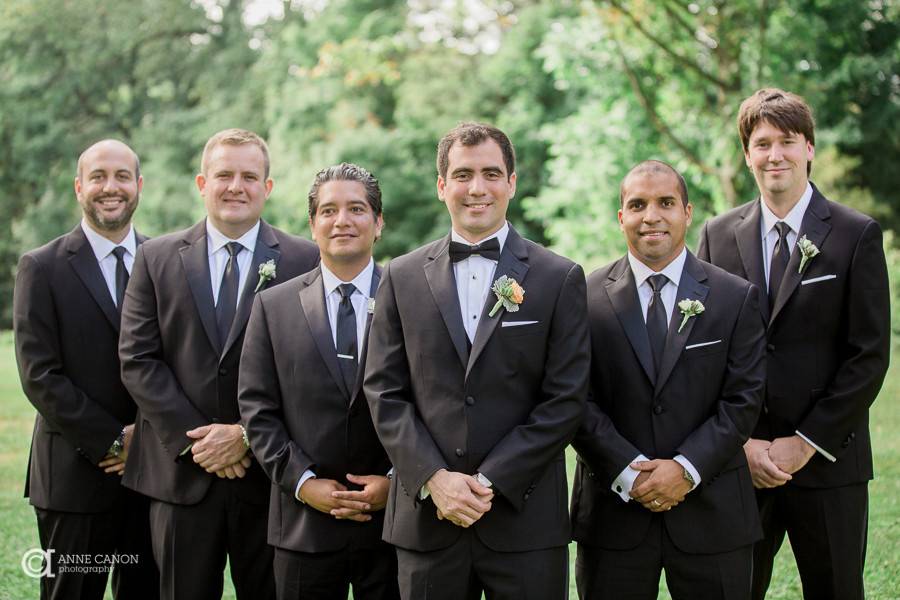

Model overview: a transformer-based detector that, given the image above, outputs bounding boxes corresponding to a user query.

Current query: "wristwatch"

[682,466,695,487]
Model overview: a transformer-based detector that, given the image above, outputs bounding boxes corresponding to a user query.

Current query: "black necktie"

[336,283,358,392]
[768,221,791,310]
[646,274,669,373]
[215,242,242,348]
[111,246,129,314]
[449,238,501,262]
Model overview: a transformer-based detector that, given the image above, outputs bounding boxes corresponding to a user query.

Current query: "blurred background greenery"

[1,0,898,331]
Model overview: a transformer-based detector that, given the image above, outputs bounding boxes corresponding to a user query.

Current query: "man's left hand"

[329,473,391,519]
[767,435,816,475]
[629,459,691,512]
[187,424,248,472]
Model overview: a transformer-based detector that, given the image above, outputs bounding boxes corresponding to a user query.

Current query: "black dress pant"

[576,516,752,600]
[273,542,399,600]
[752,483,868,600]
[148,478,274,600]
[34,488,158,600]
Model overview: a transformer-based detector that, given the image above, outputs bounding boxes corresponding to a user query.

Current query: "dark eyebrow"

[450,167,474,177]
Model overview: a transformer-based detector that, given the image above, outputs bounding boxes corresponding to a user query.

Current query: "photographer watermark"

[21,548,139,578]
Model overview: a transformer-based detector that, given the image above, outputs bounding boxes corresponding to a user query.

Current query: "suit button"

[850,432,856,439]
[653,405,664,415]
[523,493,530,501]
[766,344,775,352]
[465,396,475,406]
[455,448,465,457]
[219,367,228,376]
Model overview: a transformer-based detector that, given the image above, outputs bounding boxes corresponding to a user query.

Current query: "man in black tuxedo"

[697,88,890,600]
[364,122,589,600]
[239,163,398,600]
[118,129,319,600]
[14,139,158,599]
[571,160,766,600]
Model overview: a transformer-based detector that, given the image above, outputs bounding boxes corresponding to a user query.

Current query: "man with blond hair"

[119,129,319,600]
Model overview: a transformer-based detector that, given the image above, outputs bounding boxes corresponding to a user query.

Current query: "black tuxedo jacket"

[364,225,590,553]
[14,225,148,513]
[697,185,890,488]
[571,252,765,554]
[238,265,391,553]
[118,219,319,505]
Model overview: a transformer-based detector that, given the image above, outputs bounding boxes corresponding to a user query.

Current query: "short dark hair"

[436,122,515,180]
[738,88,815,175]
[308,162,382,219]
[620,160,689,207]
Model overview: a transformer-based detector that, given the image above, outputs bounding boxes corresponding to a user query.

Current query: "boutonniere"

[367,298,376,314]
[488,275,524,317]
[677,299,705,333]
[254,259,277,292]
[797,235,819,274]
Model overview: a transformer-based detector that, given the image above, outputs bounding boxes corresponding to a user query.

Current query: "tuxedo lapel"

[466,227,530,380]
[770,189,832,326]
[606,257,655,384]
[298,268,351,400]
[734,201,770,323]
[66,226,120,332]
[350,265,382,405]
[654,253,710,397]
[222,221,281,358]
[424,236,469,370]
[179,221,220,353]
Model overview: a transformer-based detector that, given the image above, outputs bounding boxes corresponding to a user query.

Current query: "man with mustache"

[118,129,319,600]
[14,139,159,599]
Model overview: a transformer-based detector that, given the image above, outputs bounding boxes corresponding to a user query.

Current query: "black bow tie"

[449,238,501,263]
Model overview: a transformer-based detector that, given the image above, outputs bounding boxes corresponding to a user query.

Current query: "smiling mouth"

[640,231,668,238]
[465,203,492,209]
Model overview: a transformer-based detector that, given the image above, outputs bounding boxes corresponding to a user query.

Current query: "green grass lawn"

[0,330,897,599]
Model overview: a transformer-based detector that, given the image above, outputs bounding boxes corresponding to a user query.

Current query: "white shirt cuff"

[419,483,430,500]
[796,430,837,462]
[612,454,648,502]
[673,455,701,490]
[295,469,316,502]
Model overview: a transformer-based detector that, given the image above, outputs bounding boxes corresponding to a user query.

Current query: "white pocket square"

[685,339,722,350]
[801,274,837,285]
[501,320,539,328]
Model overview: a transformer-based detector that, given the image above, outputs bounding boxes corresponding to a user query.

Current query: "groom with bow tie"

[364,122,590,600]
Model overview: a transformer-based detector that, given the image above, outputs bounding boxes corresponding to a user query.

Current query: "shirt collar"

[450,221,510,255]
[760,182,812,237]
[627,247,687,290]
[320,258,375,299]
[206,219,260,256]
[80,219,137,262]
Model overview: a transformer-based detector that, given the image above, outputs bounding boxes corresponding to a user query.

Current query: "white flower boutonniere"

[677,299,705,333]
[254,259,277,292]
[797,235,819,274]
[488,275,524,317]
[367,298,376,314]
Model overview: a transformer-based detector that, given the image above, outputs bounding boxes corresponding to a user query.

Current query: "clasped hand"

[744,436,814,488]
[186,423,250,478]
[629,459,691,512]
[299,473,390,523]
[428,469,493,528]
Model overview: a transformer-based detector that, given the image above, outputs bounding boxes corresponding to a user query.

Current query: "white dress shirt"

[611,248,700,502]
[759,182,812,290]
[206,219,259,308]
[452,222,510,342]
[80,220,136,307]
[758,183,835,462]
[296,260,377,500]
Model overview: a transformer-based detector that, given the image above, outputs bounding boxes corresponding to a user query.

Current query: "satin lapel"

[734,201,770,323]
[66,227,120,332]
[606,257,655,384]
[350,265,382,406]
[222,222,281,358]
[423,236,469,370]
[298,268,351,400]
[179,221,220,353]
[466,229,530,380]
[654,253,710,397]
[770,189,832,327]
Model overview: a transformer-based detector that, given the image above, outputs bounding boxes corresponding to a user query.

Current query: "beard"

[82,192,139,232]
